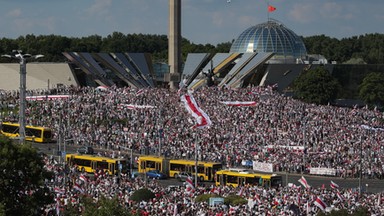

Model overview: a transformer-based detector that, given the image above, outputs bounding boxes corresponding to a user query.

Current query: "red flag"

[268,5,276,12]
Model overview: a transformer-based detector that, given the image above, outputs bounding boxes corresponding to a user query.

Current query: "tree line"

[1,32,383,64]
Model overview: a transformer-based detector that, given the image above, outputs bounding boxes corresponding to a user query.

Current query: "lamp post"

[358,135,364,197]
[302,117,307,174]
[1,50,44,144]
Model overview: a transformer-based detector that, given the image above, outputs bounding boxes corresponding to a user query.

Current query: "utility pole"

[194,134,199,188]
[1,50,44,144]
[359,135,363,197]
[302,118,307,174]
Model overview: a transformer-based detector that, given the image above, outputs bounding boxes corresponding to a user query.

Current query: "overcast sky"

[0,0,383,45]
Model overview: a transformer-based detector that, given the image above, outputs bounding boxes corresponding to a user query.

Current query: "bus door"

[186,165,193,173]
[155,162,161,171]
[206,167,212,181]
[239,177,245,186]
[109,163,115,175]
[218,174,227,186]
[263,179,271,188]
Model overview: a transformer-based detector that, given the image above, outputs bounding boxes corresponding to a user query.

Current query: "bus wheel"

[174,174,179,180]
[199,176,204,182]
[81,167,85,173]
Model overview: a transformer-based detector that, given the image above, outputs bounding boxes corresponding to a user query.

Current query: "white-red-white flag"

[186,176,195,189]
[237,187,245,197]
[314,197,327,212]
[135,89,144,96]
[180,93,212,129]
[298,176,310,189]
[253,194,261,204]
[336,191,345,202]
[79,174,88,183]
[210,187,221,195]
[73,184,84,194]
[330,180,339,189]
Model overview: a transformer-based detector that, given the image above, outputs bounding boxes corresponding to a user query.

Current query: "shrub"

[195,194,220,203]
[224,194,247,206]
[129,188,155,202]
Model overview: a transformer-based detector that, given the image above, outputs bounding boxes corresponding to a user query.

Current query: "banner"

[309,167,336,176]
[252,161,274,173]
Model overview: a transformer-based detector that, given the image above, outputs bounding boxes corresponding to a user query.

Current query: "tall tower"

[168,0,181,89]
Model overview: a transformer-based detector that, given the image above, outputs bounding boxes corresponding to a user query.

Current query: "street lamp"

[1,50,44,144]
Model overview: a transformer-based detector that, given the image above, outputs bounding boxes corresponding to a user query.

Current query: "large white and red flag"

[220,101,257,107]
[314,197,327,212]
[73,183,84,194]
[298,176,310,189]
[330,180,339,189]
[180,93,212,129]
[186,176,195,189]
[237,187,245,197]
[336,191,345,202]
[79,174,88,183]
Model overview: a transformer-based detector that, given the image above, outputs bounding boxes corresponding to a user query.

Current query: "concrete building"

[182,19,334,92]
[0,19,333,92]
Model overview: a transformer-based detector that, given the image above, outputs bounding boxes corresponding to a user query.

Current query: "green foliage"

[302,33,384,64]
[0,203,5,216]
[317,207,369,216]
[84,196,131,216]
[293,66,341,105]
[2,32,384,64]
[195,194,220,203]
[223,194,247,206]
[129,188,155,202]
[358,72,384,107]
[0,136,54,216]
[64,195,131,216]
[343,58,367,64]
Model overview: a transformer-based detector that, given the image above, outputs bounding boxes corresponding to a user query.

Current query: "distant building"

[183,19,334,92]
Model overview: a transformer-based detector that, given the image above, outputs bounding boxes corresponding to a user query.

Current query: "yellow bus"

[138,155,223,181]
[66,154,128,175]
[215,169,283,188]
[0,122,53,143]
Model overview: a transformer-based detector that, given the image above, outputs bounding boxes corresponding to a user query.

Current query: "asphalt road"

[32,142,384,193]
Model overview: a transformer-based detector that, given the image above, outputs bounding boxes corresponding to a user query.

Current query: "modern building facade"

[181,19,332,92]
[0,19,332,92]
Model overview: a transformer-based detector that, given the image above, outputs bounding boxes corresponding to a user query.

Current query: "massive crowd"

[1,85,383,178]
[42,155,383,215]
[1,85,384,215]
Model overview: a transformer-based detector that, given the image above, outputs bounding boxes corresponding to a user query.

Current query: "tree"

[359,72,384,108]
[293,66,341,105]
[0,136,54,216]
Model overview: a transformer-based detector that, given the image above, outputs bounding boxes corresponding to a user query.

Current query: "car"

[131,170,143,179]
[76,146,94,155]
[174,172,197,182]
[145,170,167,179]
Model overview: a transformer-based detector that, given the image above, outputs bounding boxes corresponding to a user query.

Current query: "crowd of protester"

[1,85,383,179]
[1,85,384,215]
[40,154,383,215]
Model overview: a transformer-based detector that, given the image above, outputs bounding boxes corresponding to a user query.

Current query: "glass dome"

[230,19,307,63]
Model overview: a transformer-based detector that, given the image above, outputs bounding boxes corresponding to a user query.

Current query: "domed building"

[230,19,307,64]
[182,19,332,91]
